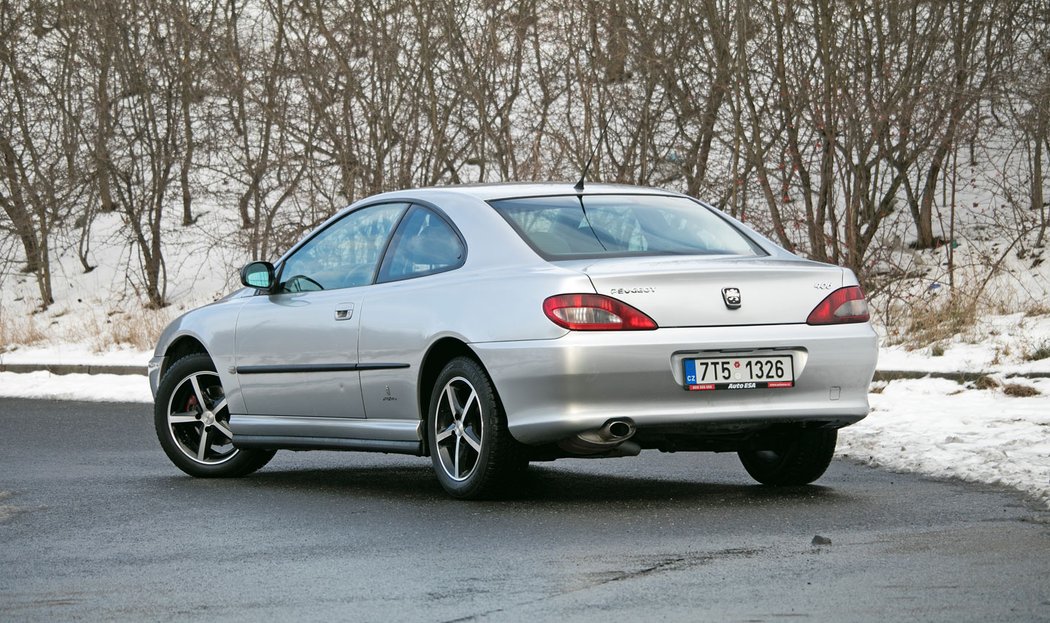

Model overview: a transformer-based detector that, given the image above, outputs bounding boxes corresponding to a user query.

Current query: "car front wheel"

[154,353,275,477]
[427,357,524,499]
[738,428,837,486]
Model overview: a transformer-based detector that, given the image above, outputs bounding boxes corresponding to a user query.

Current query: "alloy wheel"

[433,376,484,482]
[166,370,239,465]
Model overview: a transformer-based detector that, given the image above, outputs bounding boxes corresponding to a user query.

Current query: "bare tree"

[170,0,222,227]
[0,0,1045,313]
[438,0,534,182]
[1001,1,1050,246]
[212,0,315,259]
[728,0,1024,278]
[100,0,197,308]
[0,0,91,308]
[639,0,742,196]
[899,0,1021,249]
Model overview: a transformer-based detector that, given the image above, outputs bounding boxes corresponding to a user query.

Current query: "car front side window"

[278,202,408,292]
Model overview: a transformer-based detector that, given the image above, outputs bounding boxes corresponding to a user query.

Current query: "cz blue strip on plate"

[684,359,698,385]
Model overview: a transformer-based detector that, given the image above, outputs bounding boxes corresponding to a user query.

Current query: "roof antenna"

[574,116,612,192]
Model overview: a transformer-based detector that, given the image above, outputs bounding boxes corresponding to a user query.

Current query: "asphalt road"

[1,398,1047,622]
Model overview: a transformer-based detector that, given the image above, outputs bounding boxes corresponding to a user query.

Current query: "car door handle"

[334,303,354,321]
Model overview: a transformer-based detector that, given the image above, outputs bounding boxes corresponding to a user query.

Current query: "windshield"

[489,194,763,259]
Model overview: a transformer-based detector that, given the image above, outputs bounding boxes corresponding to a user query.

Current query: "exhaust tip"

[558,419,638,456]
[607,421,633,439]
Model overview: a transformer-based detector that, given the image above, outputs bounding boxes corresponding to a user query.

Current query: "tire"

[738,428,837,486]
[427,357,525,499]
[154,353,275,478]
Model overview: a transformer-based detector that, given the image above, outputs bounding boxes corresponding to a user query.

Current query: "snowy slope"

[841,378,1050,509]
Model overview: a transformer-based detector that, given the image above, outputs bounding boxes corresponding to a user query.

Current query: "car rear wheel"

[154,353,275,478]
[427,357,524,499]
[738,428,837,486]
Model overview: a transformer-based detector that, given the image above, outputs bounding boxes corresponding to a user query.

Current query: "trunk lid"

[557,255,845,327]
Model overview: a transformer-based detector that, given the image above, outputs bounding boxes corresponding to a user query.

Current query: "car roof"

[364,182,686,204]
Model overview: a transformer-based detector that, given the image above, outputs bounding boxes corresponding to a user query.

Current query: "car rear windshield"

[489,194,763,259]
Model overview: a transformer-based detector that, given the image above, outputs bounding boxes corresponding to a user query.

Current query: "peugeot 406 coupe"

[149,183,878,499]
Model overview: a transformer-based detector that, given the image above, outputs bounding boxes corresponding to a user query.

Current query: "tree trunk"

[1035,130,1046,247]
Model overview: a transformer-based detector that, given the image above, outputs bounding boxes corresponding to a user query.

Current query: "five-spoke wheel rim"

[166,371,238,465]
[433,376,484,482]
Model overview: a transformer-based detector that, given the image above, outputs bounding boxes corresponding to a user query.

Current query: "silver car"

[149,183,878,499]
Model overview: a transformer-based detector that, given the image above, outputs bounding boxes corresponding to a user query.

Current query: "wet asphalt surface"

[0,397,1048,622]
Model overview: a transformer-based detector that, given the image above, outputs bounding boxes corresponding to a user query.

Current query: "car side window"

[377,206,464,283]
[277,203,408,292]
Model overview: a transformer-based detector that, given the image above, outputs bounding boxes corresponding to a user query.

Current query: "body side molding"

[236,363,410,374]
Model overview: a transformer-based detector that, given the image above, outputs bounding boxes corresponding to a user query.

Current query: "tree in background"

[1001,1,1050,247]
[216,0,315,260]
[0,0,1045,312]
[0,0,92,309]
[96,0,192,308]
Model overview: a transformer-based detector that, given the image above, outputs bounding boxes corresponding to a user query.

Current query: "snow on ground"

[839,377,1050,509]
[878,312,1050,376]
[0,344,151,367]
[0,371,152,403]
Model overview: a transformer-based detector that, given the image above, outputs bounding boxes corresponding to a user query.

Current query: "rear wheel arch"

[417,338,489,455]
[426,355,527,498]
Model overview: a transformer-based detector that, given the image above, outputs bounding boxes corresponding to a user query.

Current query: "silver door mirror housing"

[240,261,275,290]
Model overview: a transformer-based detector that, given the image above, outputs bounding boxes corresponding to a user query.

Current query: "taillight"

[807,286,870,325]
[543,294,658,331]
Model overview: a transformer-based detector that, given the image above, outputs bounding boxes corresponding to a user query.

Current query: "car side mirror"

[240,261,275,290]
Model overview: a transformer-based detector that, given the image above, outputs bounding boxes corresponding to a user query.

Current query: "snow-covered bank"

[0,344,151,367]
[839,377,1050,509]
[878,313,1050,377]
[0,371,152,403]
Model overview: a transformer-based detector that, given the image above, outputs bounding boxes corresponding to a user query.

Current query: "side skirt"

[229,414,424,455]
[234,435,423,456]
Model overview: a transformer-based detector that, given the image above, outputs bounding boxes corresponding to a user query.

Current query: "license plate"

[683,355,795,391]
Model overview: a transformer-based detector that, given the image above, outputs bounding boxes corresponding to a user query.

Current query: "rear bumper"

[472,323,878,445]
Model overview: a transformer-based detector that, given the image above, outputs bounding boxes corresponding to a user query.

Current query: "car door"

[357,205,467,421]
[234,202,409,418]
